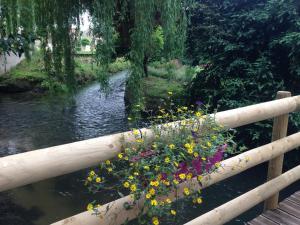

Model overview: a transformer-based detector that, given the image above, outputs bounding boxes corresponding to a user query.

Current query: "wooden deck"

[248,191,300,225]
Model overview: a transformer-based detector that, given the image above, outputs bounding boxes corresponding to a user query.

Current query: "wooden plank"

[292,191,300,199]
[264,91,291,211]
[263,209,300,225]
[279,200,300,218]
[288,195,300,205]
[247,215,279,225]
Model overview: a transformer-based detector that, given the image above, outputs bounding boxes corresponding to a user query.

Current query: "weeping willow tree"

[33,0,85,89]
[0,0,34,57]
[92,0,190,106]
[1,0,190,102]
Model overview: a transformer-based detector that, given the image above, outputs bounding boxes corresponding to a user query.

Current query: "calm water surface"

[0,71,299,225]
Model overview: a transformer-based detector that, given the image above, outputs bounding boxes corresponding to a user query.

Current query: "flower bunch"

[86,103,233,225]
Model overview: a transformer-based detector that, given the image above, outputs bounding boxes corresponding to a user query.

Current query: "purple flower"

[195,100,203,106]
[192,158,202,174]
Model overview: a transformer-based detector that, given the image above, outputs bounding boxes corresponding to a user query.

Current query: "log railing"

[1,91,300,225]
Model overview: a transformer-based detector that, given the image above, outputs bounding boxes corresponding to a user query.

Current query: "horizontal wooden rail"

[1,96,300,192]
[53,132,300,225]
[184,165,300,225]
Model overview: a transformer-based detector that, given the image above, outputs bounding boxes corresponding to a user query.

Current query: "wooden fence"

[1,91,300,225]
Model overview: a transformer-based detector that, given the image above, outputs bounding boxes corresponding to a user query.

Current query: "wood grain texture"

[264,91,291,210]
[248,191,300,225]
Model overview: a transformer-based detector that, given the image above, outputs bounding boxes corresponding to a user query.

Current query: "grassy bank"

[130,61,198,111]
[0,53,130,93]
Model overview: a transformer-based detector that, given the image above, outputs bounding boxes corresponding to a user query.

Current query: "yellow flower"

[170,210,177,215]
[146,193,151,199]
[151,199,158,206]
[184,187,190,196]
[152,217,159,225]
[136,138,144,143]
[165,157,170,163]
[95,177,102,183]
[132,129,139,135]
[87,203,94,211]
[89,171,95,176]
[123,182,130,188]
[195,111,202,117]
[173,179,179,185]
[144,165,150,170]
[197,175,203,182]
[105,160,111,165]
[186,173,193,180]
[212,135,217,140]
[215,162,221,168]
[87,176,93,182]
[118,153,123,159]
[107,167,113,172]
[196,197,203,204]
[194,152,199,158]
[168,91,173,95]
[184,143,191,149]
[187,148,194,154]
[128,176,134,180]
[169,144,175,149]
[182,106,188,110]
[207,141,212,147]
[134,172,139,176]
[174,162,179,167]
[165,198,172,204]
[163,180,170,186]
[201,157,206,161]
[179,173,186,180]
[130,184,137,192]
[149,188,156,195]
[152,144,157,149]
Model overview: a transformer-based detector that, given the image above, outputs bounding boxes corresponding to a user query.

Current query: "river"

[0,71,299,225]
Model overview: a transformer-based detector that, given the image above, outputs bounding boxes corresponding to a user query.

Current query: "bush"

[80,38,91,47]
[188,0,300,148]
[107,57,130,73]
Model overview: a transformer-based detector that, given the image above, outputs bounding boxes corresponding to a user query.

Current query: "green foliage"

[188,0,300,148]
[86,105,233,225]
[141,76,187,111]
[148,61,197,83]
[107,57,130,73]
[80,38,91,47]
[0,0,33,57]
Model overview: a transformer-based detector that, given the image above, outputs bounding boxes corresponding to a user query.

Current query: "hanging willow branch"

[1,0,190,99]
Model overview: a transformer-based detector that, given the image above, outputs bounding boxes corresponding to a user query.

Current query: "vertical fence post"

[264,91,291,211]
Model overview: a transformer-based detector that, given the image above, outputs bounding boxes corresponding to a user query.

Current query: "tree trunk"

[143,56,148,77]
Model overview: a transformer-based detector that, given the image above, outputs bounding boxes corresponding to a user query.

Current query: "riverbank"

[126,60,197,112]
[0,53,130,93]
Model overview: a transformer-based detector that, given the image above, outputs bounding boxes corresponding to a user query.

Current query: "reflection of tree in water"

[0,193,43,225]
